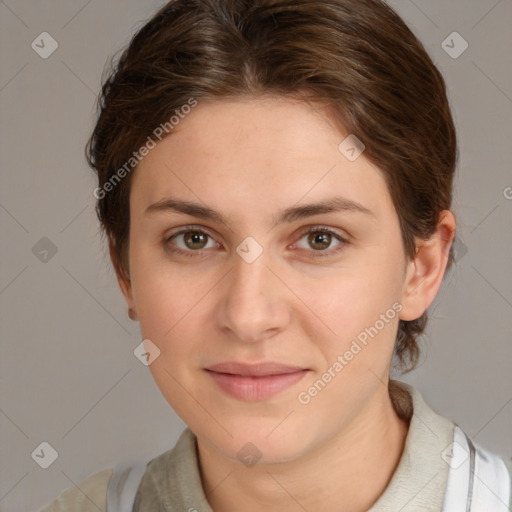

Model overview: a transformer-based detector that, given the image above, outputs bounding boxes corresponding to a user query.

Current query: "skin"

[114,95,456,512]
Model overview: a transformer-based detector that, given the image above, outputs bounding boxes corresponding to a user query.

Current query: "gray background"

[0,1,511,510]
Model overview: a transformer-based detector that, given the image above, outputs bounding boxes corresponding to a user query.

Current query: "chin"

[195,415,316,466]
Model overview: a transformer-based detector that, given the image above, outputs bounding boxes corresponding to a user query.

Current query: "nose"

[216,250,291,344]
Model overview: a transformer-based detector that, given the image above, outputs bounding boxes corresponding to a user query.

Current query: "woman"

[41,0,511,510]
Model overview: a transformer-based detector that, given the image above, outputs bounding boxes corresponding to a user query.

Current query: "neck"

[197,385,410,512]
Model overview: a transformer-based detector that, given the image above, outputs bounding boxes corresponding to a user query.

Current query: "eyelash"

[164,225,350,259]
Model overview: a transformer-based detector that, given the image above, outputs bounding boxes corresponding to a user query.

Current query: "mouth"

[204,361,310,401]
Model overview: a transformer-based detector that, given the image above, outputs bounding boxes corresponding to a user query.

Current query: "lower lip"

[205,370,309,401]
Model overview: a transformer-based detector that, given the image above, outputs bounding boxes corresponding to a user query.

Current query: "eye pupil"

[184,232,208,249]
[308,232,331,250]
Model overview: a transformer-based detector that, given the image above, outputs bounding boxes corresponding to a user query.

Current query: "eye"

[164,225,350,259]
[293,227,349,257]
[164,227,219,257]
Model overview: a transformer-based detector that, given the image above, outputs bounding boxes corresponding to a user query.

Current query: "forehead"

[131,96,394,223]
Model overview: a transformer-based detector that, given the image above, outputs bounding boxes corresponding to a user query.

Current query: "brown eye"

[165,228,218,255]
[294,227,349,258]
[183,231,209,250]
[307,231,332,251]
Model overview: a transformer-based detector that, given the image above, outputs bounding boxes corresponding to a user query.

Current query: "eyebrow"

[145,196,375,226]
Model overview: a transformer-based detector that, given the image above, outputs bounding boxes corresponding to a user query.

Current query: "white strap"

[471,440,511,511]
[441,426,471,512]
[442,426,511,512]
[106,461,148,512]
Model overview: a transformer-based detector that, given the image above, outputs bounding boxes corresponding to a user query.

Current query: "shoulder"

[388,381,512,510]
[39,467,113,512]
[461,435,512,511]
[39,431,196,512]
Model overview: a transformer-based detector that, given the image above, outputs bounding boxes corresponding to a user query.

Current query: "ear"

[399,210,456,321]
[108,239,138,321]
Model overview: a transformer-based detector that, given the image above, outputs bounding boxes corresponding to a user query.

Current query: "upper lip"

[205,361,308,377]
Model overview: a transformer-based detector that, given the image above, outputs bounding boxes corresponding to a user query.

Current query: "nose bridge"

[218,246,289,342]
[231,249,269,299]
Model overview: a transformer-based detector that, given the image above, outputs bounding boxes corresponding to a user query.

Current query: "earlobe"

[108,239,138,321]
[399,210,456,321]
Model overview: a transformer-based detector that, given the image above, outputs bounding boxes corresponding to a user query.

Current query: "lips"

[204,361,309,401]
[206,361,306,377]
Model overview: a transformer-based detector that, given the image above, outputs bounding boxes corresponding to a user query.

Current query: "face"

[122,95,414,464]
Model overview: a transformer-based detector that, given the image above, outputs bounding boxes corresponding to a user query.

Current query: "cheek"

[130,260,221,393]
[292,255,403,344]
[135,274,200,344]
[129,239,204,333]
[132,266,206,415]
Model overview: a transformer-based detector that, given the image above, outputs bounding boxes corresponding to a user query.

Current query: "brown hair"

[86,0,457,374]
